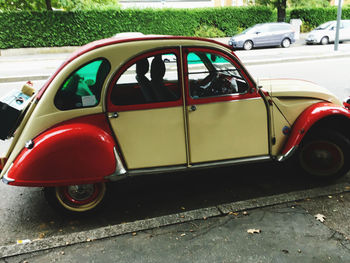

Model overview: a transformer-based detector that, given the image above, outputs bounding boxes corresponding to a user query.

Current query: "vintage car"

[1,35,350,214]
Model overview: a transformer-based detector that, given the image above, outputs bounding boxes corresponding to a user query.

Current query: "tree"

[276,0,286,22]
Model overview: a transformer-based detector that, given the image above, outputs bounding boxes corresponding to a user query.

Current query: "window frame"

[106,48,183,112]
[184,47,258,106]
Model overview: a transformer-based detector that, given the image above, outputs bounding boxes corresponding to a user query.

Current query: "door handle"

[109,112,119,118]
[189,105,197,112]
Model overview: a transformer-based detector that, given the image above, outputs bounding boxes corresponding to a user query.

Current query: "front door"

[107,50,187,169]
[184,49,269,164]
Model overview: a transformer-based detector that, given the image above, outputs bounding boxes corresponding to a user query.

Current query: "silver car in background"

[228,22,296,50]
[306,20,350,45]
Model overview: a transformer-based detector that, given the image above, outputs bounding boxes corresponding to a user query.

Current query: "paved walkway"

[2,184,350,262]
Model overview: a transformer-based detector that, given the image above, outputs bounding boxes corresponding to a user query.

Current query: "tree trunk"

[277,0,286,22]
[45,0,52,11]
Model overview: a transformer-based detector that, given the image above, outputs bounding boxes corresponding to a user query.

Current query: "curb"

[243,51,350,66]
[0,47,78,57]
[1,181,349,259]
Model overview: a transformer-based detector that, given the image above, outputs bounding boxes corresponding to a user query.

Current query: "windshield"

[241,25,261,34]
[315,21,334,30]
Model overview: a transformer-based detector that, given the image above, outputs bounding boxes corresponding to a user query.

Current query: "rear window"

[55,59,111,111]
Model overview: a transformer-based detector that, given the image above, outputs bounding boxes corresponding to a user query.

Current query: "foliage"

[0,6,274,48]
[0,0,119,11]
[194,25,226,38]
[255,0,330,8]
[288,0,330,8]
[290,7,350,31]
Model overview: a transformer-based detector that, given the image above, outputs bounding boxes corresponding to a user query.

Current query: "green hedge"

[0,6,274,49]
[290,7,350,32]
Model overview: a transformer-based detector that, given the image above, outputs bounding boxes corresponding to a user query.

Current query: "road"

[0,47,350,248]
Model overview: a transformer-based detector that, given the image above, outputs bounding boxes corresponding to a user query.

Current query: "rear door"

[106,49,187,169]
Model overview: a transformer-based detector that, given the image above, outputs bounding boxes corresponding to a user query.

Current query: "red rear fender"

[7,114,118,186]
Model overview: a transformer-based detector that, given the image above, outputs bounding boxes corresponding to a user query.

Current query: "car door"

[106,49,187,169]
[184,48,270,164]
[341,21,350,40]
[254,24,273,47]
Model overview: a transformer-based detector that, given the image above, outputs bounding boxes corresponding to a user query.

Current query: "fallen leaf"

[247,228,261,234]
[229,212,239,216]
[315,213,326,222]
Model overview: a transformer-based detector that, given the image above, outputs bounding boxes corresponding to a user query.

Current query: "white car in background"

[306,20,350,45]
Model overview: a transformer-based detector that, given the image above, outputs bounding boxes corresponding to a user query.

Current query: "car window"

[270,24,290,31]
[343,21,350,28]
[55,59,111,111]
[316,21,334,30]
[111,53,181,105]
[187,51,249,99]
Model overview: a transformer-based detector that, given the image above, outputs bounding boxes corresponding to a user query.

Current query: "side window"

[187,51,249,99]
[55,59,111,110]
[111,53,181,106]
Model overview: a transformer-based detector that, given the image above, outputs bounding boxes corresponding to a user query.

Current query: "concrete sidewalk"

[2,181,350,262]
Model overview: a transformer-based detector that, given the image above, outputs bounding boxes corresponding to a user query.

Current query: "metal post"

[334,0,343,51]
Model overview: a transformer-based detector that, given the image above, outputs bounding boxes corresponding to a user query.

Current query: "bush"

[290,7,350,32]
[0,6,274,49]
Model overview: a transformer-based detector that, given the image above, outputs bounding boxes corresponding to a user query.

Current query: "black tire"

[281,38,291,48]
[44,182,107,214]
[243,40,253,50]
[296,130,350,181]
[320,36,329,45]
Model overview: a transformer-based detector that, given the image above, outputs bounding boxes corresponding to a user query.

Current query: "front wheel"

[320,36,329,45]
[44,182,107,214]
[297,130,350,180]
[243,40,253,50]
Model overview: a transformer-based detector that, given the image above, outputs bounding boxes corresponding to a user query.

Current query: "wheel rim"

[55,183,106,212]
[244,41,252,50]
[282,39,290,48]
[300,140,344,177]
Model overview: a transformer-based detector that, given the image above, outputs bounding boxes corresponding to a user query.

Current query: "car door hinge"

[271,137,276,145]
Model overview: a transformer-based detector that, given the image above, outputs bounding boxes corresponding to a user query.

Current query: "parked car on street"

[1,35,350,214]
[228,22,296,50]
[306,20,350,45]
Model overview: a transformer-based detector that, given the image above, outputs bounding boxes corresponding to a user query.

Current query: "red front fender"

[280,102,350,158]
[7,114,117,186]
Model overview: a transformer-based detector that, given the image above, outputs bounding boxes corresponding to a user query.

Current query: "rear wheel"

[44,182,106,214]
[281,38,291,48]
[297,130,350,180]
[243,40,253,50]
